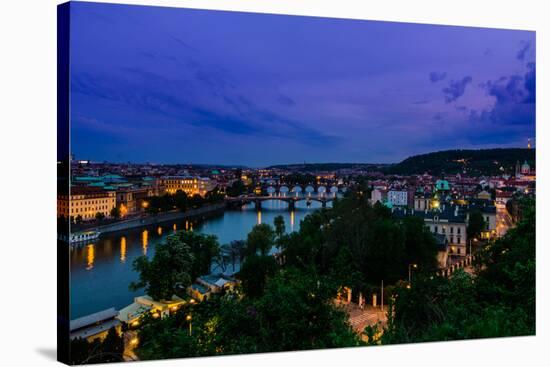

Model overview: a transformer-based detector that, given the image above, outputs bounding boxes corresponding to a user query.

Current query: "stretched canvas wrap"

[57,1,536,364]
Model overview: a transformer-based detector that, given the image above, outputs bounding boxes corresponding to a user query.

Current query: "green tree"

[239,255,278,298]
[174,190,188,211]
[273,215,286,239]
[383,199,535,344]
[205,187,224,203]
[246,224,275,256]
[110,207,121,219]
[467,210,486,239]
[476,198,535,328]
[69,327,124,364]
[401,216,439,272]
[130,234,194,301]
[95,212,105,221]
[220,240,246,272]
[100,327,124,362]
[253,268,360,351]
[227,179,246,197]
[170,231,220,279]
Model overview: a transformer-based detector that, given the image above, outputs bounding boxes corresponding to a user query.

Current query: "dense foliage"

[130,232,220,301]
[146,188,224,214]
[467,210,486,241]
[279,191,439,292]
[70,327,124,364]
[135,268,360,360]
[383,198,535,343]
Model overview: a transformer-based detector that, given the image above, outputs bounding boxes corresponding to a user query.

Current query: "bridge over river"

[226,194,336,210]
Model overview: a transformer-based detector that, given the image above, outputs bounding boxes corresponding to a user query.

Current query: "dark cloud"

[277,94,296,106]
[471,62,535,128]
[433,112,446,121]
[71,68,338,146]
[455,105,468,112]
[524,62,536,103]
[442,76,472,103]
[517,40,531,61]
[412,99,430,105]
[429,71,447,83]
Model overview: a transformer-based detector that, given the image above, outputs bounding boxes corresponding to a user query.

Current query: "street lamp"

[469,238,478,256]
[186,314,192,336]
[408,263,418,285]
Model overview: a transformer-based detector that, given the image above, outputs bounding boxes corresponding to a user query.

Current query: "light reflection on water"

[70,198,334,318]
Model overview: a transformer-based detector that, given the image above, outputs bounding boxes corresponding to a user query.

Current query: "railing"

[437,254,476,277]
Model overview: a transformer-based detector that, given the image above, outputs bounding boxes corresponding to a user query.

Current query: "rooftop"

[70,307,119,332]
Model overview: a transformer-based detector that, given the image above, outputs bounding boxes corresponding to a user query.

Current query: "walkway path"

[336,300,387,333]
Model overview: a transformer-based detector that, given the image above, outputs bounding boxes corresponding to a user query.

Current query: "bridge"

[261,184,344,196]
[225,194,335,210]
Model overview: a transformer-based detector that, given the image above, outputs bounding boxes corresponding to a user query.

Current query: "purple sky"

[69,2,536,166]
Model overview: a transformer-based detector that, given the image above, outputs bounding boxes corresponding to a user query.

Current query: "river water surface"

[70,199,331,318]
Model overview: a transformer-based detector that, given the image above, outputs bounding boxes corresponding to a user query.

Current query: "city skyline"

[70,2,535,166]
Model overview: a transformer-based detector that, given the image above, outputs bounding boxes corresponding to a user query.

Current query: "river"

[70,199,331,318]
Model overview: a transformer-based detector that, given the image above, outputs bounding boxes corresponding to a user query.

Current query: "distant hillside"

[385,148,535,176]
[268,163,388,172]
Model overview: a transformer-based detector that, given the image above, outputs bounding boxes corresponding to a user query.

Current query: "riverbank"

[73,202,226,235]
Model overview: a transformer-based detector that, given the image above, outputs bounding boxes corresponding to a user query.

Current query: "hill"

[268,163,387,172]
[385,148,535,176]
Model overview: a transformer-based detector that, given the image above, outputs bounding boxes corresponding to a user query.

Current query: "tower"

[527,138,532,149]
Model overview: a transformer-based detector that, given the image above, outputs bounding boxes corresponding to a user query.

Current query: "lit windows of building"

[58,186,116,221]
[159,176,216,197]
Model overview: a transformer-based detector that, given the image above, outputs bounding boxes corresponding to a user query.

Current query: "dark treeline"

[268,163,387,172]
[145,188,224,214]
[384,197,535,342]
[385,148,535,176]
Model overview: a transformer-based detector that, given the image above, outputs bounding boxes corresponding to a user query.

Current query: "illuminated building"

[70,308,121,342]
[116,187,154,214]
[521,160,531,175]
[159,176,216,196]
[117,295,186,326]
[393,205,468,256]
[58,186,116,221]
[187,274,239,302]
[387,189,409,207]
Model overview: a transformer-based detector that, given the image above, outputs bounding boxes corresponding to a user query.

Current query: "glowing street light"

[186,314,193,336]
[408,263,418,284]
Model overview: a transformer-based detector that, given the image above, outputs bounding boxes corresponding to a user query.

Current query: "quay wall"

[74,203,226,235]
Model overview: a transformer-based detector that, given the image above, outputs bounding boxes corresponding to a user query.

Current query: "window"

[450,227,454,234]
[457,227,461,234]
[434,226,438,233]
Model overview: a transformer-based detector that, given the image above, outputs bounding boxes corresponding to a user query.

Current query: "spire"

[527,138,532,149]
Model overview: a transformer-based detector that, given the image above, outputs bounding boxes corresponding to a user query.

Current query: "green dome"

[435,179,450,191]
